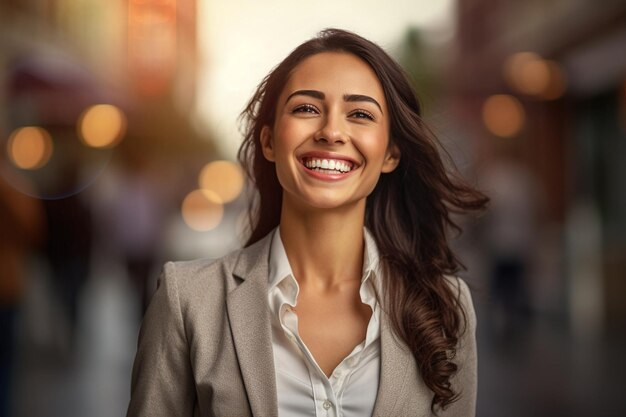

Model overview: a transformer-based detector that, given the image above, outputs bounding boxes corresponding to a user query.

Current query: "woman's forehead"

[280,52,386,105]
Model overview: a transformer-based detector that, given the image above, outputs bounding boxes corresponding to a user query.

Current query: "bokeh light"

[540,60,567,100]
[482,94,526,138]
[78,104,127,148]
[198,160,244,203]
[7,126,54,170]
[181,189,224,231]
[504,52,567,100]
[505,52,549,96]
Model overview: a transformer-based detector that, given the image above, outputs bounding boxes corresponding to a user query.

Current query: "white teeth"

[303,158,353,173]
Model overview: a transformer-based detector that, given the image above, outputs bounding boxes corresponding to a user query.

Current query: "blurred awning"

[6,49,127,128]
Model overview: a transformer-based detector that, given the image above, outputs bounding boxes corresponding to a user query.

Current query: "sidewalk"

[11,261,138,417]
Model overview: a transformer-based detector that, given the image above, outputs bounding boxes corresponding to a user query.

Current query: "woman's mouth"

[300,157,357,175]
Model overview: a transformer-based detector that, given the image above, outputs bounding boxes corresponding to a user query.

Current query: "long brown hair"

[238,28,488,411]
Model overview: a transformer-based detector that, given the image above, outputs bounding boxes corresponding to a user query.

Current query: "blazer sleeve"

[126,262,196,417]
[441,277,477,417]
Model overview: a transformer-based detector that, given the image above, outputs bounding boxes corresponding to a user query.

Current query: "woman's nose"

[314,113,348,144]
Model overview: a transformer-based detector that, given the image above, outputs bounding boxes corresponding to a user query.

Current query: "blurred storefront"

[0,3,233,416]
[450,0,626,334]
[0,0,219,247]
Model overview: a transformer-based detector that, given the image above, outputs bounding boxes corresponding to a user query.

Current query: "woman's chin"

[284,191,365,213]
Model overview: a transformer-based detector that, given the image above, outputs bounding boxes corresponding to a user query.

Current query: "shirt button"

[323,400,332,410]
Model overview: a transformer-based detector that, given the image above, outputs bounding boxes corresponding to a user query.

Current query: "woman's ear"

[260,126,275,162]
[381,143,401,173]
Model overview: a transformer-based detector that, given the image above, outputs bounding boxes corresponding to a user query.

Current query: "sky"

[195,0,455,159]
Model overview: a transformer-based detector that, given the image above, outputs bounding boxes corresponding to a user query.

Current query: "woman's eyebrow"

[285,89,325,104]
[344,94,383,114]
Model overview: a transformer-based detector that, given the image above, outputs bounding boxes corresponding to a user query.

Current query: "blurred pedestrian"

[43,163,93,349]
[481,148,540,337]
[0,174,45,417]
[103,153,166,315]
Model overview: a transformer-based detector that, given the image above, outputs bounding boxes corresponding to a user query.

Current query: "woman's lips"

[302,157,354,173]
[298,153,360,180]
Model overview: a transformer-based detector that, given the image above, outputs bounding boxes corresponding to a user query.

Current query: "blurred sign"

[128,0,178,96]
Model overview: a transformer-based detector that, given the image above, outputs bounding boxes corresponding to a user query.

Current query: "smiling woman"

[259,52,398,212]
[127,29,488,417]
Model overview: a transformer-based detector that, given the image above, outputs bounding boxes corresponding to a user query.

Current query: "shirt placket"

[313,373,337,417]
[281,306,339,417]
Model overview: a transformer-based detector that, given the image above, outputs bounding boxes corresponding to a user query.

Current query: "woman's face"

[260,51,400,212]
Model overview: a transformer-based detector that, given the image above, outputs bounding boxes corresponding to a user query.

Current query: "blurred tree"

[397,27,442,112]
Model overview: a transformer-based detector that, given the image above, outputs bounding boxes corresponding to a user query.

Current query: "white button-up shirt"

[267,227,382,417]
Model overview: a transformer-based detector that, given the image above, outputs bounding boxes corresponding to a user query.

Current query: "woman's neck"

[279,198,365,291]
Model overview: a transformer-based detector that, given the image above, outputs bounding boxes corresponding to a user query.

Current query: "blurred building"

[450,0,626,334]
[0,0,216,220]
[0,0,205,141]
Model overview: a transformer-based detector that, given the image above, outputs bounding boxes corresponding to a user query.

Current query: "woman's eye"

[292,104,319,114]
[350,110,374,121]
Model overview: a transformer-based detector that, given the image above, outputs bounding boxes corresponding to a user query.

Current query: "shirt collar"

[267,226,382,345]
[268,226,381,294]
[268,226,293,291]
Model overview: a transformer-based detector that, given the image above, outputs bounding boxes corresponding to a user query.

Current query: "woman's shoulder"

[144,250,246,321]
[156,231,275,299]
[442,275,476,330]
[442,275,472,299]
[158,249,243,295]
[165,249,242,277]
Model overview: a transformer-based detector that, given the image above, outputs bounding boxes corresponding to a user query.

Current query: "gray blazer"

[126,230,477,417]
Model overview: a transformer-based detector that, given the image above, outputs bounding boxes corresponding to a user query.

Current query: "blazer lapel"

[227,234,278,417]
[373,312,432,417]
[372,315,411,416]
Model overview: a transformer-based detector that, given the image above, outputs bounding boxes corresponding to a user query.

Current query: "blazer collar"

[227,230,278,417]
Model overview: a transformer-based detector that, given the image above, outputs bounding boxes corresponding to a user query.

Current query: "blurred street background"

[1,0,625,416]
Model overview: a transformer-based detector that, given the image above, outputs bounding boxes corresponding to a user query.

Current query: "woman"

[127,28,487,417]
